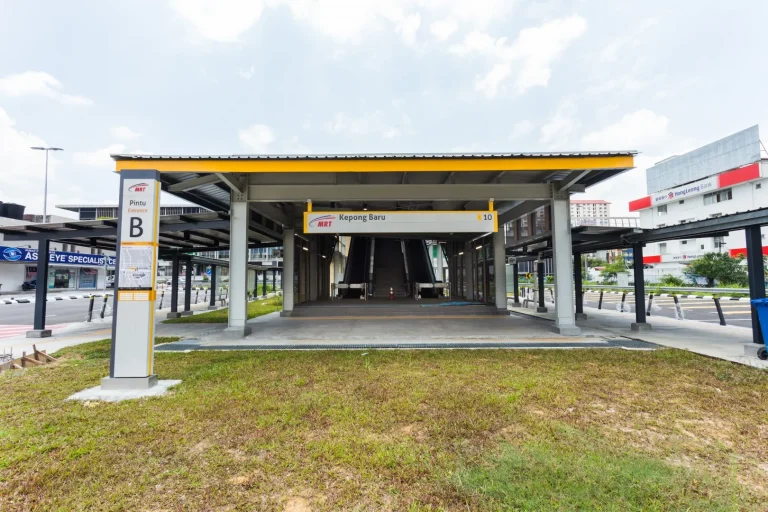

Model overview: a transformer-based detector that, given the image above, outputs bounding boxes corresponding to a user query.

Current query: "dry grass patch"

[0,342,767,510]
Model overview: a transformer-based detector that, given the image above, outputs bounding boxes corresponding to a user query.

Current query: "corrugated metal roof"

[112,151,637,161]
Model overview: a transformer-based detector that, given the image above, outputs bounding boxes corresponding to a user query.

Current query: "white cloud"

[580,155,659,216]
[581,109,669,150]
[396,13,421,46]
[239,124,275,152]
[110,126,142,140]
[430,19,457,41]
[597,18,659,64]
[509,120,534,139]
[169,0,266,42]
[450,15,587,97]
[238,65,256,80]
[170,0,513,46]
[72,144,127,167]
[325,108,414,139]
[540,100,580,146]
[0,71,92,105]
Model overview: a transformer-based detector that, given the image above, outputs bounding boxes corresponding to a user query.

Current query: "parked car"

[106,275,115,288]
[21,278,36,291]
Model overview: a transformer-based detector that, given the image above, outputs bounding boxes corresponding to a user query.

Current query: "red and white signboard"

[629,162,761,212]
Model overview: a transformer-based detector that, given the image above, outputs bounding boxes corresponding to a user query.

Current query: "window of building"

[679,200,685,204]
[708,213,722,219]
[659,243,667,255]
[657,204,667,216]
[756,183,762,190]
[700,245,705,250]
[657,223,666,228]
[681,240,688,245]
[703,188,733,205]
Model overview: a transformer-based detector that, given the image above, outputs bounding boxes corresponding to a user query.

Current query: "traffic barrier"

[87,295,95,322]
[646,293,654,316]
[194,289,199,304]
[100,294,109,319]
[672,295,685,320]
[159,290,165,309]
[598,290,604,310]
[713,297,726,326]
[620,292,627,313]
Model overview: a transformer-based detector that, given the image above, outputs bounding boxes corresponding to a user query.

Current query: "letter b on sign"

[130,217,143,238]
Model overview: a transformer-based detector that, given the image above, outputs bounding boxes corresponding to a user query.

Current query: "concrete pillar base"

[509,301,523,308]
[26,329,52,338]
[223,326,252,339]
[207,305,218,310]
[180,311,194,317]
[630,322,652,332]
[166,312,183,319]
[575,313,588,321]
[280,310,293,317]
[101,375,158,390]
[536,306,548,313]
[744,344,767,359]
[551,325,581,336]
[495,308,511,315]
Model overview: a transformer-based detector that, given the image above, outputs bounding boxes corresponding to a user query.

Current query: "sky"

[1,0,768,218]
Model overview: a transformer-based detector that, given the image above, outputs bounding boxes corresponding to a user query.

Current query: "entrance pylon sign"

[102,170,161,390]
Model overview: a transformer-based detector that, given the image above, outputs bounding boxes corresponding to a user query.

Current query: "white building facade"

[629,125,768,274]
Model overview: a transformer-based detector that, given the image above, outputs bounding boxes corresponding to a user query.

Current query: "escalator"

[404,239,438,298]
[372,238,408,298]
[340,236,370,298]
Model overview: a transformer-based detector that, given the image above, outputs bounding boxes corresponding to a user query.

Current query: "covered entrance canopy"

[104,151,635,389]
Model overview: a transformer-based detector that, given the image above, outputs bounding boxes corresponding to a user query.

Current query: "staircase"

[372,238,408,298]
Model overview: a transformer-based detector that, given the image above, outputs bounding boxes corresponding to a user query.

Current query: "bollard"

[87,295,95,322]
[159,290,165,309]
[549,288,555,302]
[100,294,109,319]
[203,288,208,303]
[194,288,199,305]
[713,297,726,326]
[673,295,685,320]
[646,293,654,316]
[620,292,627,313]
[598,290,604,310]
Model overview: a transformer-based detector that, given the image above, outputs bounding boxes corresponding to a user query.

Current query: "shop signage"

[651,177,717,206]
[0,246,115,266]
[304,210,497,234]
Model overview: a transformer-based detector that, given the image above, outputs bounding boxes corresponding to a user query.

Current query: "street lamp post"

[30,146,63,221]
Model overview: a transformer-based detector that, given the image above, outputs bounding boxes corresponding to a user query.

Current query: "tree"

[683,252,747,287]
[600,255,628,282]
[581,255,606,268]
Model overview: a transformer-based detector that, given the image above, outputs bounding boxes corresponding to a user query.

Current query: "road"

[0,288,226,339]
[583,291,753,328]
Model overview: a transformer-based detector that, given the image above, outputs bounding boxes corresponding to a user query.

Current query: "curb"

[1,293,108,305]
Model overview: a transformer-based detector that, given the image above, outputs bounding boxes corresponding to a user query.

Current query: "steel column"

[183,258,193,313]
[170,253,180,313]
[746,225,765,345]
[209,265,217,308]
[574,252,585,319]
[631,243,651,331]
[30,238,51,336]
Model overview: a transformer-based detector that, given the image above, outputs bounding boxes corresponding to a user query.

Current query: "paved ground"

[582,290,753,328]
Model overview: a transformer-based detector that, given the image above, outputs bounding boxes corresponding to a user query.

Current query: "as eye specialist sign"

[304,210,497,234]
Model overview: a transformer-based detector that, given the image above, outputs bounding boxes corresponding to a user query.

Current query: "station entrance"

[101,151,635,388]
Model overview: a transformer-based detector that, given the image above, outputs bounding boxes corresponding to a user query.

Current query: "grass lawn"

[2,344,768,510]
[163,295,283,324]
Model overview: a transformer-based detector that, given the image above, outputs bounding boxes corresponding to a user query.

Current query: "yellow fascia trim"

[116,155,634,174]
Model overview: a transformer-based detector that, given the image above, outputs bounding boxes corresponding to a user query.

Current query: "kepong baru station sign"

[304,210,497,234]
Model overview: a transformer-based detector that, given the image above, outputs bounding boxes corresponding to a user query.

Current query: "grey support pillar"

[574,252,586,321]
[536,260,547,313]
[167,252,181,318]
[631,244,651,331]
[27,238,51,338]
[464,244,474,300]
[272,268,276,294]
[309,239,318,301]
[181,258,193,316]
[225,193,251,337]
[511,263,521,307]
[282,229,295,316]
[493,229,508,313]
[208,265,217,309]
[551,192,580,335]
[746,226,765,347]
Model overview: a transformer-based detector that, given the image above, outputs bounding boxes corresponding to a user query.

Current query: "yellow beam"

[115,155,634,174]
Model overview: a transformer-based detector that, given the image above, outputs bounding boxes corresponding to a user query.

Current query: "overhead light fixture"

[458,251,464,256]
[476,245,482,250]
[363,203,368,211]
[302,246,309,252]
[321,255,327,259]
